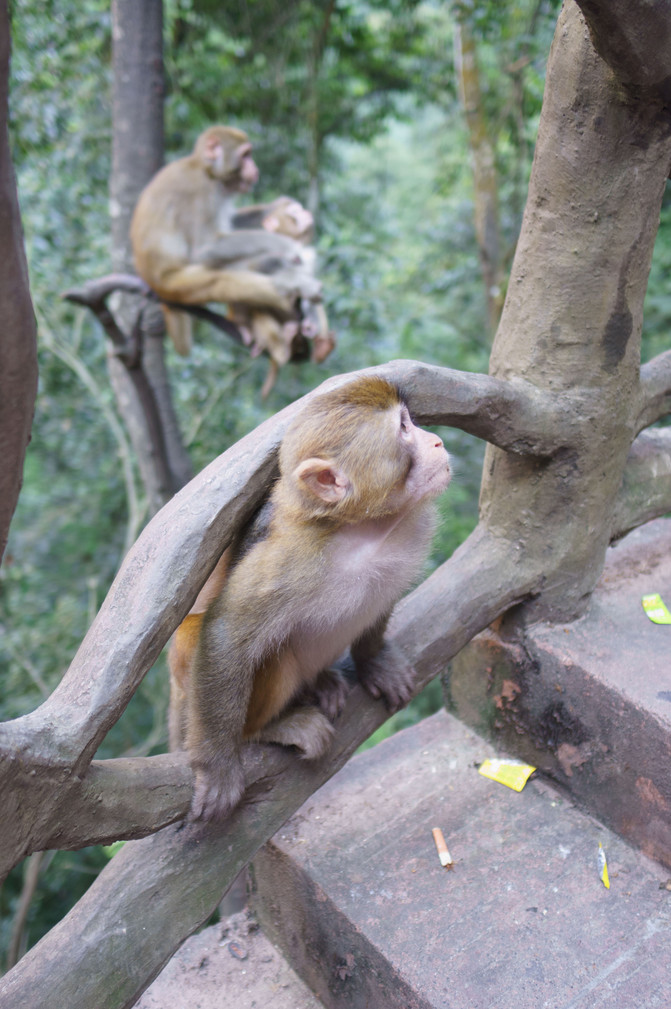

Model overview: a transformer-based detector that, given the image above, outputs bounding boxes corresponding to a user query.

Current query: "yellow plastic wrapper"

[598,842,610,889]
[478,758,536,792]
[642,593,671,624]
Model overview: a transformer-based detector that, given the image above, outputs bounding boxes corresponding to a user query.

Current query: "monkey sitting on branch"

[130,125,332,384]
[169,376,451,822]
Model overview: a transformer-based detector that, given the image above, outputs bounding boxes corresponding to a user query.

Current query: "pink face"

[236,143,259,192]
[284,200,313,237]
[395,402,451,505]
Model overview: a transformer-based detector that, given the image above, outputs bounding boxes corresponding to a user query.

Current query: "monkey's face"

[264,198,314,242]
[392,403,451,506]
[199,127,259,192]
[280,378,451,524]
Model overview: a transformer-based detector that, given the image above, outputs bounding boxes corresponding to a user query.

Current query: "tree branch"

[574,0,671,98]
[610,427,671,542]
[0,361,572,776]
[636,348,671,433]
[0,524,542,1009]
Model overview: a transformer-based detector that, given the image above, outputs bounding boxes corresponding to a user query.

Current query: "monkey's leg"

[157,266,296,316]
[351,613,416,713]
[255,706,335,760]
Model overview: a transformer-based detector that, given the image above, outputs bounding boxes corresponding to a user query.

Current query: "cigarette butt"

[432,827,453,868]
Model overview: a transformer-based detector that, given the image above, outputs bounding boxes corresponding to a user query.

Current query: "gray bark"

[479,0,671,622]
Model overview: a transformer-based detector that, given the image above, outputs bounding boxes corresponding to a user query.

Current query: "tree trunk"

[109,0,192,512]
[0,0,38,563]
[479,0,671,623]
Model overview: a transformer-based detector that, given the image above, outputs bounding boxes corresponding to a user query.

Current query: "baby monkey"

[170,375,451,822]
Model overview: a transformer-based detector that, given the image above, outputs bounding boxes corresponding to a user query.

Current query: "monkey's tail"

[162,305,193,356]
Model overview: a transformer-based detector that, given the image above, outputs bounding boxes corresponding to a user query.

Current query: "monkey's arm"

[231,204,274,229]
[187,615,259,821]
[194,230,299,269]
[350,612,416,713]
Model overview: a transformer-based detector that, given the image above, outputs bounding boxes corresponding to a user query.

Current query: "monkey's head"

[195,126,259,192]
[279,376,451,524]
[263,197,314,243]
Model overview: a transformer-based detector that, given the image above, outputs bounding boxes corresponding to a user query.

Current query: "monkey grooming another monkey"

[130,126,321,356]
[170,376,451,822]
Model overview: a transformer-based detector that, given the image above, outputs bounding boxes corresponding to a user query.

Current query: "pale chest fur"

[289,503,436,676]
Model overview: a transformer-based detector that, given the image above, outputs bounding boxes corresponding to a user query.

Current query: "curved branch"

[386,361,585,455]
[63,273,246,346]
[0,360,568,776]
[575,0,671,98]
[0,524,541,1009]
[636,349,671,433]
[610,427,671,542]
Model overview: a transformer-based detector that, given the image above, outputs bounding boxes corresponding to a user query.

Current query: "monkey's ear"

[294,458,350,503]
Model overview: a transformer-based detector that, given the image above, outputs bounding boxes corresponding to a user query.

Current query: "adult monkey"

[130,125,321,356]
[169,376,451,822]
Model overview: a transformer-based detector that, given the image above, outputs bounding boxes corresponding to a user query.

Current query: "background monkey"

[229,196,335,397]
[130,125,322,356]
[170,376,451,822]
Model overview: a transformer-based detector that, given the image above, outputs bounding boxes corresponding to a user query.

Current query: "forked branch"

[0,524,542,1009]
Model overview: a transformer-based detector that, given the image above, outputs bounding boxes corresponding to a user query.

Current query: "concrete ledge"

[447,518,671,866]
[251,710,671,1009]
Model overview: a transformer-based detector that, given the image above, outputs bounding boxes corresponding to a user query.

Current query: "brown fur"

[172,377,451,822]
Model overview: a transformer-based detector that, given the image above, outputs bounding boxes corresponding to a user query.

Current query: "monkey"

[169,376,451,822]
[130,126,321,356]
[228,196,335,397]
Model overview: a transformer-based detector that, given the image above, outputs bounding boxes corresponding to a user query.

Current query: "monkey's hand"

[357,641,416,713]
[189,753,246,823]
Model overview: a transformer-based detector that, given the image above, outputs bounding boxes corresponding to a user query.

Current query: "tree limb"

[0,361,577,765]
[636,348,671,433]
[610,427,671,542]
[574,0,671,99]
[0,524,542,1009]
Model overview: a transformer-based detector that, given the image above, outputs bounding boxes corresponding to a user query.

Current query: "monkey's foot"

[358,643,416,713]
[297,668,351,722]
[258,707,334,759]
[189,757,246,823]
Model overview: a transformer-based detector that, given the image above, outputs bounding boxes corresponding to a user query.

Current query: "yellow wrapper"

[642,593,671,624]
[478,758,536,792]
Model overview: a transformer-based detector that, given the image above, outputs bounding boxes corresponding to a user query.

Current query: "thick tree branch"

[574,0,671,99]
[610,427,671,542]
[41,754,193,850]
[636,348,671,433]
[0,361,572,777]
[0,524,542,1008]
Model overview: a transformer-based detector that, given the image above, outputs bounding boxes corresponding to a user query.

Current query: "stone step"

[448,517,671,867]
[250,710,671,1009]
[136,908,323,1009]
